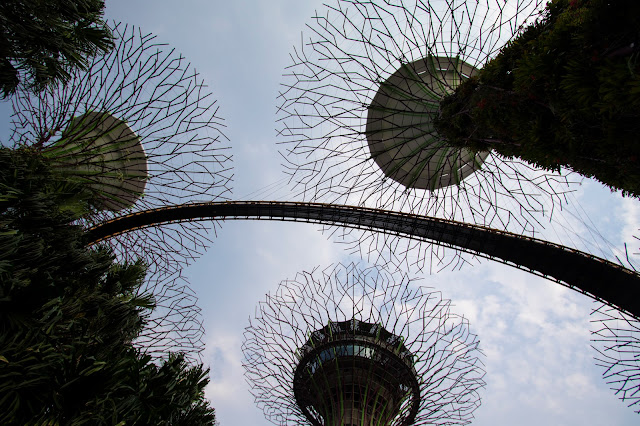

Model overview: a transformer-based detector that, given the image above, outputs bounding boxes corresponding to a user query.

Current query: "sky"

[3,1,639,425]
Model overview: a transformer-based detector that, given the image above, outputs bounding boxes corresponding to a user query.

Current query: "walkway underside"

[87,201,640,318]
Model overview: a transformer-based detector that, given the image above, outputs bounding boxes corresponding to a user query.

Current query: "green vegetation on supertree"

[434,0,640,197]
[0,148,216,424]
[0,0,114,97]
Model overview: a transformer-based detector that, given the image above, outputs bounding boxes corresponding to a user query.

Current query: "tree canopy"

[0,0,113,98]
[0,147,216,425]
[434,0,640,197]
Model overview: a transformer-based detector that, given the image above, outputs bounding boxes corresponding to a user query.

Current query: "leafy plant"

[435,0,640,197]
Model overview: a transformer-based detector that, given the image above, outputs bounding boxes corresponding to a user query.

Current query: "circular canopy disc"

[60,111,148,211]
[366,56,488,190]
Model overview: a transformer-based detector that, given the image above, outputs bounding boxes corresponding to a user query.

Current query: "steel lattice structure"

[9,23,233,361]
[591,304,640,413]
[276,0,579,270]
[134,271,205,362]
[243,262,485,425]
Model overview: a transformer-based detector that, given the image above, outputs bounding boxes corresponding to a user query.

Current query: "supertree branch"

[9,22,233,362]
[134,270,206,364]
[276,0,585,272]
[243,262,485,425]
[591,304,640,414]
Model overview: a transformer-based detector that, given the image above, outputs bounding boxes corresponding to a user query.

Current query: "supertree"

[274,0,640,411]
[243,262,485,425]
[591,304,640,414]
[276,0,588,271]
[8,23,233,361]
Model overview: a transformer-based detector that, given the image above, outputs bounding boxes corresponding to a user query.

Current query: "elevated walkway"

[87,201,640,317]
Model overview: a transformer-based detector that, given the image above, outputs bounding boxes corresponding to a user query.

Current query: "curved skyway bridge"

[88,201,640,318]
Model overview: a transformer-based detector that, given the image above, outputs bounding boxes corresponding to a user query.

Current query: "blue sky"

[3,1,638,425]
[101,1,639,425]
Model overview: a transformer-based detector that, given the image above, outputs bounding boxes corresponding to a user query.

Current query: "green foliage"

[435,0,640,197]
[0,0,114,98]
[0,148,216,425]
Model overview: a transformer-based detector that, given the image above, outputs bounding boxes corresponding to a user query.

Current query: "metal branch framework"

[9,23,234,361]
[276,0,578,270]
[243,262,485,425]
[591,304,640,413]
[135,271,205,363]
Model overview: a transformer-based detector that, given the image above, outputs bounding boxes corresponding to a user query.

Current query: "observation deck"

[293,319,420,426]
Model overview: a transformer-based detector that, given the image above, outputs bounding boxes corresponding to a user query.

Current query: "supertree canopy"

[366,55,487,192]
[10,22,233,274]
[277,0,580,269]
[591,304,640,414]
[8,23,233,361]
[243,262,485,425]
